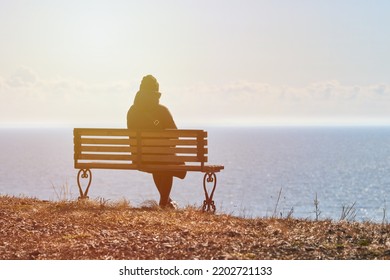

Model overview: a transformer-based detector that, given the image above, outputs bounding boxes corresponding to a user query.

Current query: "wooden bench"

[73,128,224,211]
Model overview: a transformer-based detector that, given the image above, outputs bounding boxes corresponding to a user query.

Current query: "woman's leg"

[152,173,173,206]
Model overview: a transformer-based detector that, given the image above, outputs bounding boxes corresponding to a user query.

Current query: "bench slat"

[76,154,207,163]
[140,147,207,155]
[141,130,207,138]
[140,166,203,172]
[79,138,133,145]
[75,162,138,170]
[79,146,208,155]
[74,128,206,138]
[74,128,137,137]
[77,154,134,161]
[201,165,225,172]
[80,146,134,153]
[140,164,223,172]
[141,139,207,146]
[141,155,207,163]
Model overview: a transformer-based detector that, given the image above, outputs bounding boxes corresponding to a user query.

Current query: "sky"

[1,0,390,127]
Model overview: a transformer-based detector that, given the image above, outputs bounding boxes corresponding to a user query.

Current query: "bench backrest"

[73,128,208,172]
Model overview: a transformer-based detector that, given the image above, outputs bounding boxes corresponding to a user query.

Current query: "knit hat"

[139,75,159,93]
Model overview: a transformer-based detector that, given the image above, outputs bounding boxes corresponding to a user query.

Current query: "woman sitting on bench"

[126,75,186,209]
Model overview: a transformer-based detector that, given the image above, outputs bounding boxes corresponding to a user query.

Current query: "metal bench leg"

[202,172,217,213]
[77,169,92,200]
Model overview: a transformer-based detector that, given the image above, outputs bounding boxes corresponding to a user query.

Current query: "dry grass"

[1,195,390,260]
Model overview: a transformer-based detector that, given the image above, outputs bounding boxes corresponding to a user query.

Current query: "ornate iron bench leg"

[77,169,92,200]
[202,172,217,213]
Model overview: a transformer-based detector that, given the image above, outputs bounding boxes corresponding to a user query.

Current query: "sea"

[1,126,390,223]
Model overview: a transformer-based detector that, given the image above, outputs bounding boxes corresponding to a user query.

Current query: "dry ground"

[1,196,390,260]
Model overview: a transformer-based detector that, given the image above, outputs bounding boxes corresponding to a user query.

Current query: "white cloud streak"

[0,67,131,126]
[168,80,390,125]
[1,67,390,126]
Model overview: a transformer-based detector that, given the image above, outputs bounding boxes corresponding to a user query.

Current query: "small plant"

[51,181,73,201]
[98,197,111,209]
[340,202,357,222]
[314,193,321,221]
[272,187,283,218]
[286,207,294,219]
[270,188,294,219]
[113,198,132,210]
[358,238,371,246]
[382,199,388,226]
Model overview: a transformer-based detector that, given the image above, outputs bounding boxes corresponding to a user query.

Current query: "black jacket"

[127,90,177,130]
[127,90,186,179]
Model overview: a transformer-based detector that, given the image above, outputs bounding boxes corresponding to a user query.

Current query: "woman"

[127,75,185,208]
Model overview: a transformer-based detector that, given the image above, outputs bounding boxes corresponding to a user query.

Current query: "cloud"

[2,67,390,126]
[0,76,4,90]
[369,84,390,97]
[0,66,132,126]
[180,80,390,102]
[5,66,38,88]
[1,67,130,97]
[166,80,390,125]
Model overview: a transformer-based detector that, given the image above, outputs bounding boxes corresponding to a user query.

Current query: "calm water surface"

[1,127,390,222]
